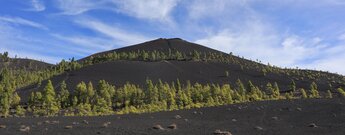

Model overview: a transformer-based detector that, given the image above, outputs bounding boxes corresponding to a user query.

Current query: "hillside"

[79,38,224,61]
[0,57,52,71]
[17,38,345,102]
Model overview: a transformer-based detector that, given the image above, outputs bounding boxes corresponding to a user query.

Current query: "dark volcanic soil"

[1,98,344,135]
[80,38,224,61]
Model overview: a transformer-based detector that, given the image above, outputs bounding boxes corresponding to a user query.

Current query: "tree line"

[1,78,341,117]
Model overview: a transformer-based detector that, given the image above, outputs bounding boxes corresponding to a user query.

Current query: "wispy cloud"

[0,23,58,63]
[76,19,151,45]
[300,44,345,74]
[55,0,105,15]
[30,0,46,12]
[113,0,178,22]
[186,0,248,20]
[0,16,47,30]
[55,0,178,22]
[52,34,115,52]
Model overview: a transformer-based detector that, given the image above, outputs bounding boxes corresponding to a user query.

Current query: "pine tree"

[146,79,158,104]
[266,82,274,99]
[225,71,229,77]
[11,92,21,107]
[221,84,233,104]
[0,92,10,117]
[285,92,294,100]
[2,51,9,62]
[142,51,149,61]
[176,88,185,109]
[289,80,296,92]
[34,92,43,106]
[42,80,59,116]
[337,88,345,97]
[236,79,246,101]
[247,81,256,94]
[309,82,320,98]
[28,92,35,108]
[58,81,69,108]
[76,103,92,116]
[97,80,113,107]
[72,96,78,107]
[15,105,26,117]
[327,90,333,98]
[75,81,87,104]
[192,50,200,61]
[93,98,113,115]
[273,82,280,99]
[300,88,308,98]
[150,52,156,61]
[86,81,95,103]
[167,91,177,110]
[175,51,183,60]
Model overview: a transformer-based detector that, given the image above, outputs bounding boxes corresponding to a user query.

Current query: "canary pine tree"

[42,80,59,116]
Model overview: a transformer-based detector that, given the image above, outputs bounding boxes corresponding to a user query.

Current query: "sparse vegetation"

[225,71,229,77]
[0,78,335,117]
[309,82,320,98]
[327,90,333,98]
[337,88,345,97]
[300,88,308,98]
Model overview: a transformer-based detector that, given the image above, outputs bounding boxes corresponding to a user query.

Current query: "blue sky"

[0,0,345,74]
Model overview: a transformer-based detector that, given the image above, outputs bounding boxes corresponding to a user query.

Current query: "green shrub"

[300,88,308,98]
[337,88,345,97]
[225,71,229,77]
[15,105,26,117]
[327,90,333,98]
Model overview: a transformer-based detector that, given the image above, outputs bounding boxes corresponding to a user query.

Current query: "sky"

[0,0,345,75]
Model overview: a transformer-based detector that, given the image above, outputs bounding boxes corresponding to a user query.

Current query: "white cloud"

[112,0,178,21]
[0,24,58,63]
[0,21,88,64]
[76,19,151,45]
[30,0,46,11]
[195,29,345,74]
[0,16,47,30]
[55,0,178,22]
[187,0,248,20]
[55,0,105,15]
[196,18,290,65]
[300,44,345,74]
[52,34,115,51]
[188,0,345,75]
[194,18,330,69]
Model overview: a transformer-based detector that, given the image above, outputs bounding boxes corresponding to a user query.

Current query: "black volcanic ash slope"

[80,38,224,61]
[18,38,345,101]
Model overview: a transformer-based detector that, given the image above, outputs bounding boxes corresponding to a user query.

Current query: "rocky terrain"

[1,98,345,135]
